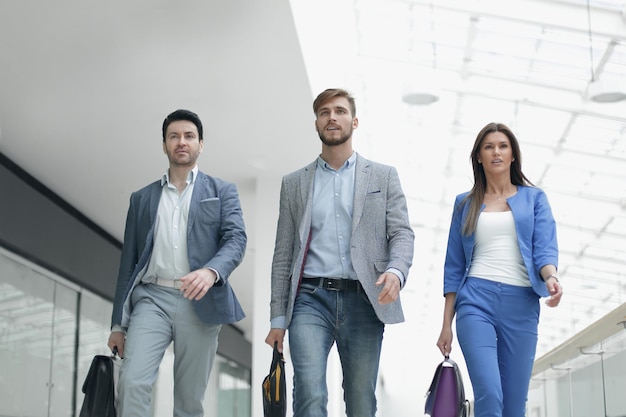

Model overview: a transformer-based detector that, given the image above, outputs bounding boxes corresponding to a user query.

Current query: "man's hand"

[376,272,401,304]
[179,268,218,300]
[265,328,286,352]
[108,331,126,358]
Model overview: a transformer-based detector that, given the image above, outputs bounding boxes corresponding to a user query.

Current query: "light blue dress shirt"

[303,153,405,284]
[303,153,358,279]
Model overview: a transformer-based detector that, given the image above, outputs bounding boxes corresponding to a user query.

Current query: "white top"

[468,211,530,287]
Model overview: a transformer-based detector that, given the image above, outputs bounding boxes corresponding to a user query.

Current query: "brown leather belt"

[303,277,362,292]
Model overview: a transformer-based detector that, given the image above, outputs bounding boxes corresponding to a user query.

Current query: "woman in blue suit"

[436,122,563,417]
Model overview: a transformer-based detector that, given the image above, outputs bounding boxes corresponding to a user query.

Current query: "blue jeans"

[288,280,385,417]
[456,277,540,417]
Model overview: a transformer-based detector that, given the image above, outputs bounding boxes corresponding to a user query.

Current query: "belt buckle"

[174,280,183,290]
[326,279,340,291]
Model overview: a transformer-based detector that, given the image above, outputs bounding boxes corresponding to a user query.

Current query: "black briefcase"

[79,351,121,417]
[262,342,287,417]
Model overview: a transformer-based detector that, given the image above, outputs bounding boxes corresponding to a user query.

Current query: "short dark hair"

[162,109,203,142]
[313,88,356,117]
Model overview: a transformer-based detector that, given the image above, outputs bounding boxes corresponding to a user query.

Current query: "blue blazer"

[111,171,247,328]
[443,185,558,299]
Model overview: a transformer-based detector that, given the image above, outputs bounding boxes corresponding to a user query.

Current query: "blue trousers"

[288,281,385,417]
[456,277,540,417]
[118,284,222,417]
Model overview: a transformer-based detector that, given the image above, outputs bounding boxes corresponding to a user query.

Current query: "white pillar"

[250,174,282,417]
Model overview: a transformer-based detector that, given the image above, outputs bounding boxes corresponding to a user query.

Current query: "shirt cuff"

[271,316,287,330]
[111,324,126,334]
[206,267,221,284]
[386,268,405,287]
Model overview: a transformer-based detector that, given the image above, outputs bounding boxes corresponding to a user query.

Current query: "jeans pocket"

[298,282,318,295]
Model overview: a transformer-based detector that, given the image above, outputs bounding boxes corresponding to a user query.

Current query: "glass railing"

[528,303,626,417]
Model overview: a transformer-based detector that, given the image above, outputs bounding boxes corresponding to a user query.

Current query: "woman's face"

[477,131,514,175]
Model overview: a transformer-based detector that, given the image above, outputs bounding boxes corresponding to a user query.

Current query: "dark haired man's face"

[162,120,203,168]
[314,96,358,147]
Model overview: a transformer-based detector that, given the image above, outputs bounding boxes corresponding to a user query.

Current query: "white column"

[250,174,282,417]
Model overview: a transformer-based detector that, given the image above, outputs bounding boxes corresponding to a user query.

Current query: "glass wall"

[215,357,252,417]
[0,248,251,417]
[0,249,79,417]
[528,321,626,417]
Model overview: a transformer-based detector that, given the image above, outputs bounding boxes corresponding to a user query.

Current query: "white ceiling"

[2,0,626,410]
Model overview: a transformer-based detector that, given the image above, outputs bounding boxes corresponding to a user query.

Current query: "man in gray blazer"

[265,89,414,417]
[108,109,246,417]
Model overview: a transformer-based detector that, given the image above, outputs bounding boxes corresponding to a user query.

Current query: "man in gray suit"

[265,88,414,417]
[108,109,246,417]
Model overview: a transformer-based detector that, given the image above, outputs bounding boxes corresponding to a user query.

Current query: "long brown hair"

[460,122,534,236]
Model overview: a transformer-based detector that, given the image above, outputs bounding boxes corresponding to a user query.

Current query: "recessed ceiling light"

[402,91,439,106]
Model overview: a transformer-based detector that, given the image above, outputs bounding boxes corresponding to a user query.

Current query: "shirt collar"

[316,152,357,172]
[161,165,199,187]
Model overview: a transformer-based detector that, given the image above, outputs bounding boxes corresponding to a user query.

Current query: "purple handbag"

[424,356,469,417]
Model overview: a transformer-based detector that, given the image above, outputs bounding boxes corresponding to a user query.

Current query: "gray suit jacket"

[270,154,414,327]
[111,171,247,328]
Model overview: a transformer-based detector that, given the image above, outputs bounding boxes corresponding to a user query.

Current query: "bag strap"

[270,341,283,370]
[444,358,466,400]
[425,359,445,397]
[269,342,285,405]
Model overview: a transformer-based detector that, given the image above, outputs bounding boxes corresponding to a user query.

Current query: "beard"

[318,127,352,147]
[166,149,200,168]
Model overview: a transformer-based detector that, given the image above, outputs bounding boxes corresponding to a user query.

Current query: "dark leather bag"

[262,342,287,417]
[79,352,121,417]
[424,356,470,417]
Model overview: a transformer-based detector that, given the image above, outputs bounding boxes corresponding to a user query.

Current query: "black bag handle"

[270,341,282,369]
[269,342,285,403]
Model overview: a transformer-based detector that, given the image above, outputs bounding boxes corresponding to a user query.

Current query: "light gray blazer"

[270,154,414,327]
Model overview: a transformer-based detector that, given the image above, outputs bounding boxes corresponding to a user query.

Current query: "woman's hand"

[545,276,563,307]
[437,326,454,357]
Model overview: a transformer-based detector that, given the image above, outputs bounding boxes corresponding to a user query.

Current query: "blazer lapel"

[352,155,371,234]
[298,162,316,238]
[186,172,205,234]
[135,182,161,276]
[299,162,316,205]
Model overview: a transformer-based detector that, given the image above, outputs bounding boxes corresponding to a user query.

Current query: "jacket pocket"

[198,198,221,224]
[374,260,389,274]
